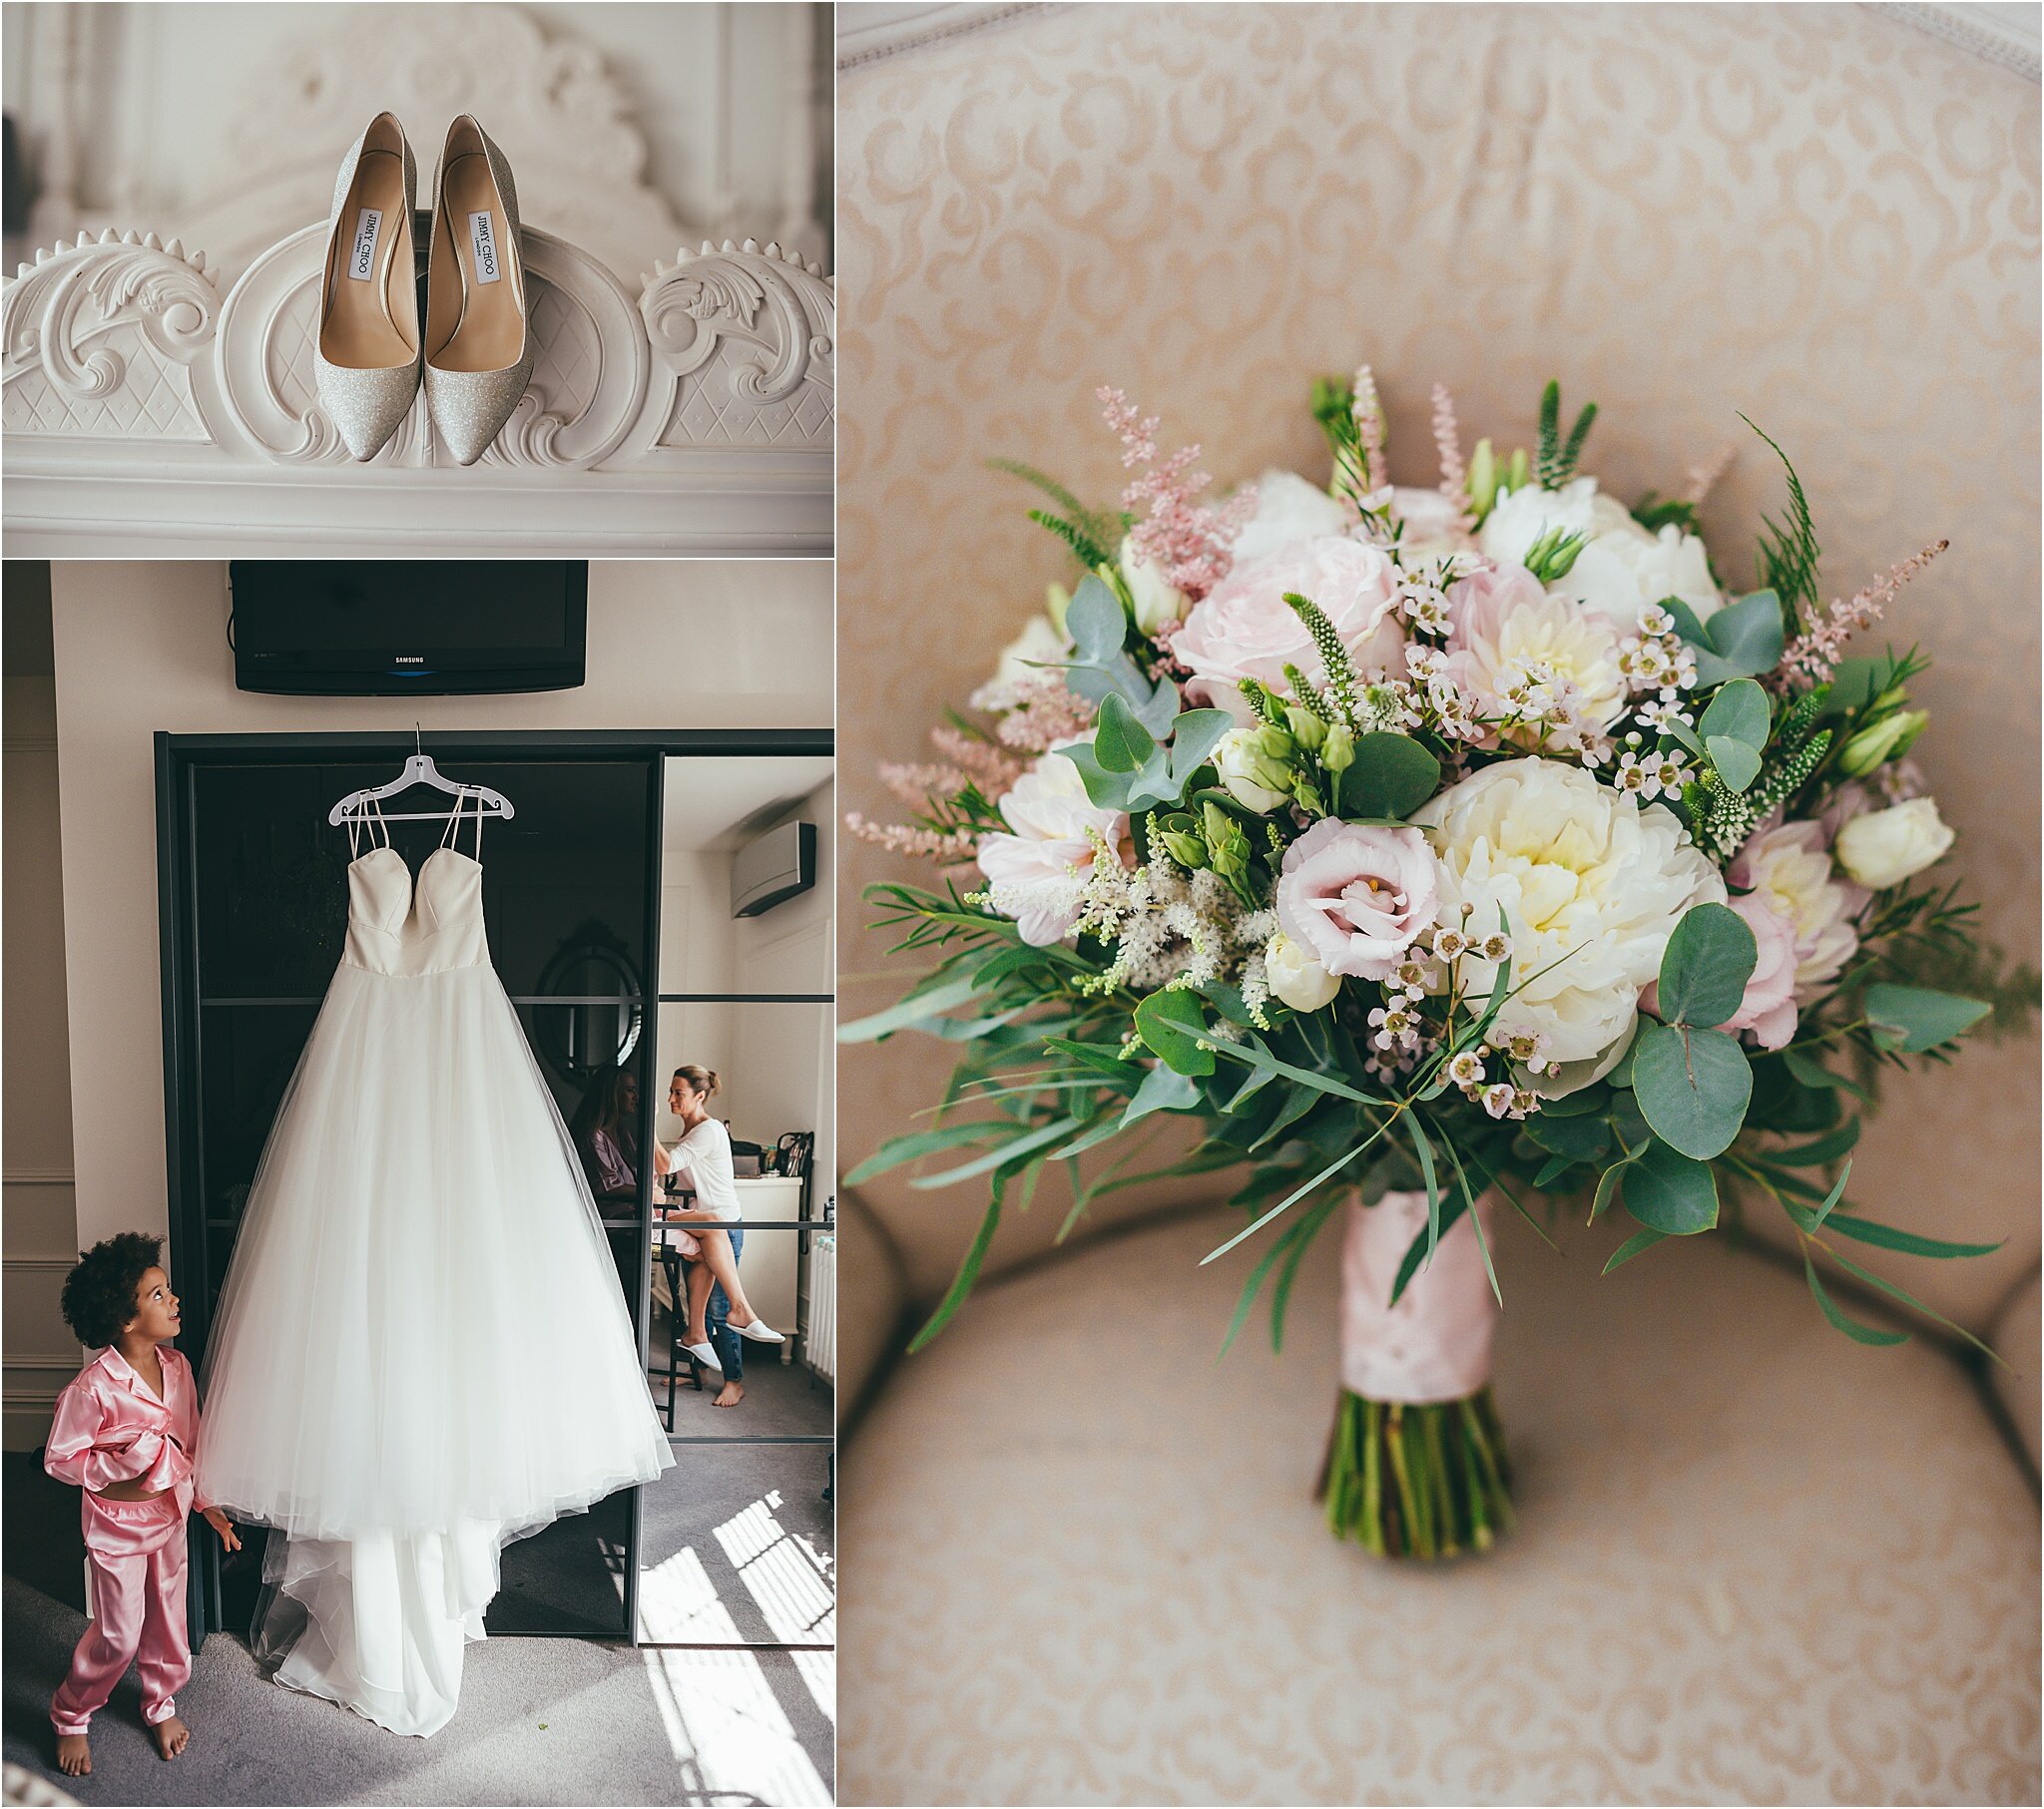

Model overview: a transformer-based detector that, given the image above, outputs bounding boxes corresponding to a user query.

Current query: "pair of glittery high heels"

[312,112,534,466]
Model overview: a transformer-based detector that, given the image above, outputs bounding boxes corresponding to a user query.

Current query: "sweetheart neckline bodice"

[344,845,489,974]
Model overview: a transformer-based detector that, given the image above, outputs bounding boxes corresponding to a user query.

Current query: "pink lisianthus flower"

[1277,819,1440,982]
[975,750,1130,947]
[1170,537,1404,723]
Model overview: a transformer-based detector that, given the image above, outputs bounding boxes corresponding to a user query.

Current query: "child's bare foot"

[55,1732,91,1776]
[151,1714,190,1760]
[712,1380,744,1408]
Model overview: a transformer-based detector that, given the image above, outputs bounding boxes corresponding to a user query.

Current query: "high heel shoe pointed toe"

[313,112,421,462]
[424,115,534,467]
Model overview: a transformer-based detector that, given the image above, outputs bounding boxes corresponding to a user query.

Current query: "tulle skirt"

[197,959,672,1734]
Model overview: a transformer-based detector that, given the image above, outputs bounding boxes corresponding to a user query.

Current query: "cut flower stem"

[1321,1387,1514,1559]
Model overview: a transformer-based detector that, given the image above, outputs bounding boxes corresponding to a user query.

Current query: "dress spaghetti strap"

[440,787,484,861]
[348,792,392,859]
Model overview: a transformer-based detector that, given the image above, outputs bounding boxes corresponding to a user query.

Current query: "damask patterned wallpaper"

[837,1,2042,1324]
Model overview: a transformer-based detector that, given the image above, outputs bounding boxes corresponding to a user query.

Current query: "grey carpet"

[3,1448,833,1806]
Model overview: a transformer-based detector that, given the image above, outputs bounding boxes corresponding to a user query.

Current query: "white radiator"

[806,1232,836,1384]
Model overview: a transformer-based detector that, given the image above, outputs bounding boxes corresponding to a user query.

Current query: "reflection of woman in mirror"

[663,1066,781,1376]
[568,1065,656,1202]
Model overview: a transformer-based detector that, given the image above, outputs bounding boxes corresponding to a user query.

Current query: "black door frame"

[155,726,831,1650]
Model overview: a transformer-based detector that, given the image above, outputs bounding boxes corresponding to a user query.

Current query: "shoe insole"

[320,149,415,370]
[433,153,523,373]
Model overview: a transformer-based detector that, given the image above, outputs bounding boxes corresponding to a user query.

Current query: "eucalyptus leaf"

[1622,1137,1720,1234]
[1094,692,1156,773]
[1656,901,1758,1029]
[1632,1022,1752,1158]
[1706,734,1763,792]
[1058,574,1178,735]
[1698,677,1770,751]
[1679,590,1787,686]
[1525,1110,1611,1163]
[1336,733,1442,821]
[1134,988,1217,1077]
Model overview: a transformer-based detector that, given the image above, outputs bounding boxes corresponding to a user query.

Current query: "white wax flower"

[1833,797,1955,890]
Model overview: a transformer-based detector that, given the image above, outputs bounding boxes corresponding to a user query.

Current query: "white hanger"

[326,725,518,825]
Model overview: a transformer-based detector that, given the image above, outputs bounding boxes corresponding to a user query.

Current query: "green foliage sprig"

[1535,379,1598,490]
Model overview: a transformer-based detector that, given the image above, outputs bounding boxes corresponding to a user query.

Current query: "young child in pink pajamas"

[44,1232,239,1777]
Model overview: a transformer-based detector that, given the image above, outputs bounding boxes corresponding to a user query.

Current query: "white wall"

[3,676,82,1447]
[46,558,831,1257]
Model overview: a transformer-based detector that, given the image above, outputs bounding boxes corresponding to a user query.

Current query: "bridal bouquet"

[844,369,2029,1560]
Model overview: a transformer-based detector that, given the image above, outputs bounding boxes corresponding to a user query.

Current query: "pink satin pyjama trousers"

[50,1492,191,1735]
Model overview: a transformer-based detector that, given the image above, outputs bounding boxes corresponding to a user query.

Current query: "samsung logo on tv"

[392,656,426,665]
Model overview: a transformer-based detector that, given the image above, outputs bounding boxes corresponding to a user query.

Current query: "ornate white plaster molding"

[2,227,833,555]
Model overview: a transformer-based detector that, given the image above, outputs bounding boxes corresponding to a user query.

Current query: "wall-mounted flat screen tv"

[229,562,588,695]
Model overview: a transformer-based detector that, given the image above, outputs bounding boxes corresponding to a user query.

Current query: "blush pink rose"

[1170,537,1404,722]
[1642,892,1799,1050]
[1719,893,1800,1051]
[1277,819,1440,981]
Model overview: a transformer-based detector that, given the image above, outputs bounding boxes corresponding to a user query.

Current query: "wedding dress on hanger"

[197,791,673,1737]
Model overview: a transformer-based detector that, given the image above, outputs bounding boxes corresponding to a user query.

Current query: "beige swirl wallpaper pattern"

[836,7,2040,1802]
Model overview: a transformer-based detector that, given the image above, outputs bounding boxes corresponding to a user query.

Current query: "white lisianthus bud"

[1120,537,1189,634]
[1266,933,1341,1013]
[1833,796,1955,889]
[1215,727,1290,813]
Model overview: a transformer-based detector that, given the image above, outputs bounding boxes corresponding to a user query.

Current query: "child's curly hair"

[60,1232,163,1349]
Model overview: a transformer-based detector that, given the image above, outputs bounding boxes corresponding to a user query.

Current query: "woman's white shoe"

[683,1341,722,1369]
[734,1320,783,1345]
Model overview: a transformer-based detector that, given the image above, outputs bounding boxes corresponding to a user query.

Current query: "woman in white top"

[662,1066,781,1371]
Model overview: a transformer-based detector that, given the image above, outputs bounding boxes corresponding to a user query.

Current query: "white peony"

[1478,478,1605,567]
[1120,537,1190,634]
[1413,758,1724,1067]
[1726,819,1867,996]
[1480,478,1721,631]
[1265,933,1342,1013]
[1389,487,1476,560]
[1833,797,1955,891]
[1229,469,1354,567]
[1564,523,1723,633]
[975,751,1130,947]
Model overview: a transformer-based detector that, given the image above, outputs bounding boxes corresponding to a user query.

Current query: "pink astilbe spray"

[993,677,1097,752]
[1430,382,1475,529]
[1778,539,1950,689]
[844,813,979,866]
[929,726,1025,795]
[1684,443,1735,508]
[1351,364,1387,484]
[1099,386,1254,601]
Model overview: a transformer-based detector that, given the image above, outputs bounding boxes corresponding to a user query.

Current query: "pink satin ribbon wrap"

[1338,1189,1498,1404]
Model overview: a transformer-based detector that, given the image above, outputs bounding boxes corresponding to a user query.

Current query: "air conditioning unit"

[731,821,817,918]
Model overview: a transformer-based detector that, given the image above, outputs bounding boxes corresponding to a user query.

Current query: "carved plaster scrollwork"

[633,238,834,456]
[0,221,832,554]
[1,230,221,440]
